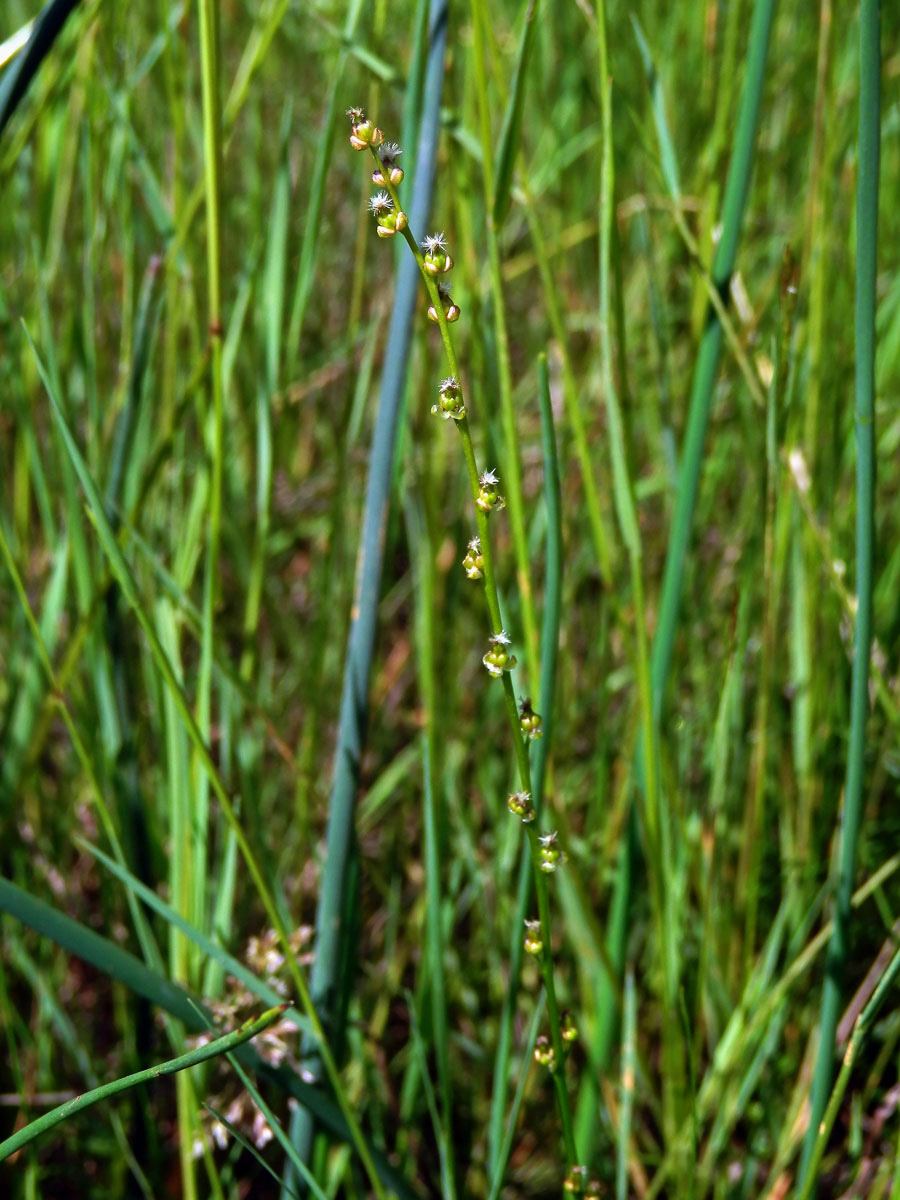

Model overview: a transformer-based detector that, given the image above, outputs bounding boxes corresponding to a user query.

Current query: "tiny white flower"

[368,190,393,215]
[468,536,481,551]
[489,629,511,646]
[379,141,402,163]
[539,831,558,848]
[422,231,447,253]
[480,468,499,488]
[439,375,459,393]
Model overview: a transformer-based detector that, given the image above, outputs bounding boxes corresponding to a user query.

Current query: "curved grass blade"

[0,1005,288,1162]
[79,838,313,1038]
[23,323,387,1198]
[0,875,418,1200]
[0,875,205,1032]
[8,937,154,1199]
[0,0,81,141]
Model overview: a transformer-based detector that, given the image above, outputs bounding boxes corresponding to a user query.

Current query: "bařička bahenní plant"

[346,105,592,1189]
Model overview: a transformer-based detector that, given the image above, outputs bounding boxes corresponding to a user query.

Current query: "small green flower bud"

[367,189,407,238]
[523,918,543,955]
[347,106,384,151]
[539,830,566,873]
[508,790,535,822]
[427,281,460,323]
[519,697,543,741]
[421,232,453,275]
[476,468,505,514]
[431,374,466,421]
[372,142,404,185]
[462,535,484,580]
[563,1165,589,1194]
[534,1035,555,1069]
[482,629,517,677]
[561,1010,578,1043]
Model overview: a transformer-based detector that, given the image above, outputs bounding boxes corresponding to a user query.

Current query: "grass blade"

[0,875,417,1200]
[23,323,387,1198]
[79,838,313,1037]
[0,0,81,140]
[799,1,880,1188]
[486,994,545,1200]
[650,0,776,708]
[0,1006,289,1163]
[492,0,539,226]
[630,15,681,203]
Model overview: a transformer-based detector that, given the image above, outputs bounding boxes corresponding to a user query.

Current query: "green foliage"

[2,1,900,1197]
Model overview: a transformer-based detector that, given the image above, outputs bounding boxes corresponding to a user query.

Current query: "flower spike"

[368,190,407,238]
[431,374,466,422]
[422,232,453,275]
[524,918,543,956]
[483,630,516,677]
[519,697,544,741]
[539,830,567,873]
[508,790,535,822]
[372,141,404,185]
[347,106,384,151]
[476,469,505,514]
[462,535,484,579]
[427,281,460,323]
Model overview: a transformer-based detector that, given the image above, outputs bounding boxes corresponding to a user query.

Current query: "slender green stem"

[488,354,564,1174]
[191,7,226,1189]
[0,1006,289,1162]
[649,0,776,710]
[799,0,879,1188]
[468,0,541,683]
[196,0,225,755]
[596,0,682,1137]
[371,146,578,1169]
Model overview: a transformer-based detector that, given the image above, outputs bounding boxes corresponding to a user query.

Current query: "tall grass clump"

[2,3,899,1198]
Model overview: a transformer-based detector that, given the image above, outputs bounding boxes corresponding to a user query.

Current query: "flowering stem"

[369,145,579,1171]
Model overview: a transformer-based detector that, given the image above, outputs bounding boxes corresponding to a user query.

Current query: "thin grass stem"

[799,1,880,1188]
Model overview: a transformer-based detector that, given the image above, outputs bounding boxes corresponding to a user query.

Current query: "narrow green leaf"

[0,1005,289,1162]
[492,0,539,226]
